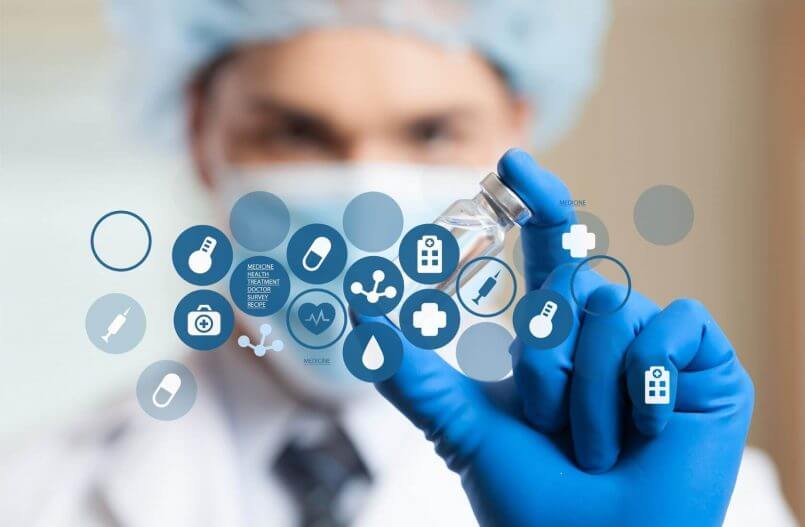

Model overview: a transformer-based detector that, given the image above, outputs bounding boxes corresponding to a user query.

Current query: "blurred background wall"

[1,0,803,520]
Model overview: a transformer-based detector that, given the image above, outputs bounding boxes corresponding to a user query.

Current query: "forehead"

[212,27,512,117]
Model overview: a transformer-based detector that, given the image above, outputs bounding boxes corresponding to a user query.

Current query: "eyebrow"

[247,95,479,129]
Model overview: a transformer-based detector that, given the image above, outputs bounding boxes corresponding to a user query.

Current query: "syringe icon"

[472,270,501,305]
[102,307,130,343]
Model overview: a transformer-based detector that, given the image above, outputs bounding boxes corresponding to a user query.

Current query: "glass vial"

[390,173,532,323]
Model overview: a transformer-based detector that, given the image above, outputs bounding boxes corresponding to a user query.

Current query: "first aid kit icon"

[187,304,221,336]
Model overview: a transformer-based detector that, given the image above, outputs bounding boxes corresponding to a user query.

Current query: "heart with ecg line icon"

[297,302,336,334]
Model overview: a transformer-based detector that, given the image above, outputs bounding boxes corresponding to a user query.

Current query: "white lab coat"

[0,351,797,527]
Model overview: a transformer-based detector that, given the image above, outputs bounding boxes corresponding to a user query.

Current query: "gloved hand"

[354,148,754,526]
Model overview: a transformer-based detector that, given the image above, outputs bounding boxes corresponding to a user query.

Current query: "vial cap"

[480,173,532,226]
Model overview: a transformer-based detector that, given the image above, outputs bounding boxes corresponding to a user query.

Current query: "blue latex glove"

[353,149,754,526]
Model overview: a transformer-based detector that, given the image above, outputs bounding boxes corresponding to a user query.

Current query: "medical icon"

[455,257,518,318]
[645,366,671,405]
[343,322,403,382]
[513,290,573,349]
[102,307,130,343]
[174,290,234,350]
[399,289,460,349]
[86,293,146,354]
[345,257,404,316]
[350,270,398,304]
[287,225,348,284]
[237,323,284,357]
[136,361,197,420]
[361,336,384,370]
[152,373,182,408]
[187,305,221,336]
[188,236,217,274]
[562,224,596,258]
[303,236,332,272]
[286,289,348,350]
[298,302,336,335]
[528,301,557,339]
[472,270,500,305]
[412,302,447,337]
[172,225,233,285]
[398,224,459,286]
[416,235,442,274]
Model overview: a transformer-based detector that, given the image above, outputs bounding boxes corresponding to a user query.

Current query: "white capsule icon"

[152,373,182,408]
[302,236,332,272]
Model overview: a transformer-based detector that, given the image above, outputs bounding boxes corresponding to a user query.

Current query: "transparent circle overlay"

[634,185,694,245]
[85,293,146,354]
[229,191,291,251]
[90,210,152,272]
[342,192,404,252]
[570,255,633,316]
[136,360,198,421]
[456,322,513,382]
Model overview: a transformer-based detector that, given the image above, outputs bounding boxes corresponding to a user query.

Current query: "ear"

[510,98,533,144]
[186,79,215,189]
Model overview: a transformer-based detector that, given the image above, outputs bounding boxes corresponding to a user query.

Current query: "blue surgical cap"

[108,0,610,149]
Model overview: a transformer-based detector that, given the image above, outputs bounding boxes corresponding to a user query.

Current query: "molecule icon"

[237,323,284,357]
[350,269,398,304]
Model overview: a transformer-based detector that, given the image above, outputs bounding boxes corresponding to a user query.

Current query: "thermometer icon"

[188,236,217,274]
[529,301,558,339]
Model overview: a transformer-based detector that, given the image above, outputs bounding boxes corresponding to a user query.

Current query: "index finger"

[497,148,578,290]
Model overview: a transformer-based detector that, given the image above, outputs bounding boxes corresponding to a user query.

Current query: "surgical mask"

[211,162,483,401]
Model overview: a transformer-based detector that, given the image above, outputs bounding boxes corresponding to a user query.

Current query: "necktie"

[273,420,372,527]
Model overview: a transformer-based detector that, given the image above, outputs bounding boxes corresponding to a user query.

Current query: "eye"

[407,117,457,146]
[264,116,329,147]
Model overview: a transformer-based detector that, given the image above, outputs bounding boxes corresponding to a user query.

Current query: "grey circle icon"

[634,185,694,245]
[456,322,514,382]
[342,192,404,252]
[85,293,146,354]
[136,360,197,421]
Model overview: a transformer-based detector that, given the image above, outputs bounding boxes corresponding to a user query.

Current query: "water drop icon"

[362,335,385,370]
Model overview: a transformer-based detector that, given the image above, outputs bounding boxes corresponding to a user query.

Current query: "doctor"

[1,1,797,526]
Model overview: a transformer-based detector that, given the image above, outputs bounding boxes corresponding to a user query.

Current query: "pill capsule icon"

[302,236,332,272]
[152,373,182,408]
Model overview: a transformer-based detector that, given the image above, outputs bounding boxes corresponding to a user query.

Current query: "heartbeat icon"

[304,310,331,325]
[298,302,336,335]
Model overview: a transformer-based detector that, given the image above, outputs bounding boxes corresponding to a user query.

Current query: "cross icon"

[412,302,447,337]
[562,224,596,258]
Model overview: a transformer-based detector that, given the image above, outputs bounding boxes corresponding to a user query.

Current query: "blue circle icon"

[229,256,291,317]
[90,210,152,272]
[172,225,233,286]
[512,289,574,349]
[398,224,459,284]
[343,322,403,382]
[399,289,460,349]
[173,290,234,351]
[287,224,348,284]
[343,256,404,316]
[229,191,290,251]
[286,288,348,350]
